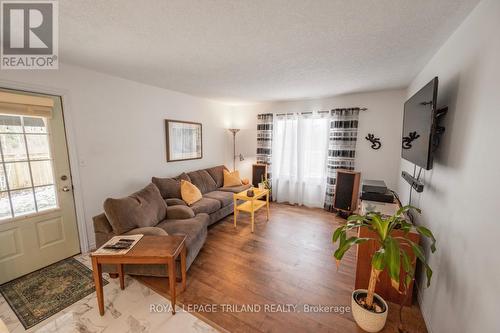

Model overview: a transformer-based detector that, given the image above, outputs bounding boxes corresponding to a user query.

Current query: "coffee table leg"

[168,258,176,315]
[118,264,125,290]
[91,257,105,316]
[251,210,255,233]
[181,245,187,292]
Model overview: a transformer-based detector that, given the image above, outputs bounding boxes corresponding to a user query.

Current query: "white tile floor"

[0,255,218,333]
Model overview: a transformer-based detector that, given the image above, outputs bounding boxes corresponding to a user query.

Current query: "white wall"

[397,1,500,332]
[0,64,233,248]
[229,89,406,190]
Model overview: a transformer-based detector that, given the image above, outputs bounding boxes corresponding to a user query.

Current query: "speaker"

[252,164,268,187]
[334,170,361,213]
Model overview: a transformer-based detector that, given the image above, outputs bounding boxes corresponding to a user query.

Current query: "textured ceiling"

[59,0,479,103]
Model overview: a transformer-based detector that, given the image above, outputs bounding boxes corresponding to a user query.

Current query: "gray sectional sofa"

[93,165,251,277]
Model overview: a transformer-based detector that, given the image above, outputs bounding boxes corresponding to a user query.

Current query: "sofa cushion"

[103,183,167,234]
[151,172,191,199]
[152,177,181,199]
[123,226,168,236]
[203,190,233,207]
[187,170,217,194]
[205,165,226,188]
[176,172,191,182]
[181,180,202,205]
[189,197,221,214]
[219,183,252,193]
[157,213,209,270]
[167,205,195,219]
[165,198,187,206]
[223,170,243,187]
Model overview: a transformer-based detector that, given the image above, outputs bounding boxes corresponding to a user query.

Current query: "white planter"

[351,289,388,333]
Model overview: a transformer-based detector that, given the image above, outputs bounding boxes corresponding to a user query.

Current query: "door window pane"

[0,192,12,220]
[31,160,54,186]
[5,162,32,189]
[24,117,47,134]
[0,115,22,133]
[1,134,28,161]
[11,188,36,217]
[35,185,57,211]
[26,135,50,160]
[0,114,59,221]
[0,167,7,191]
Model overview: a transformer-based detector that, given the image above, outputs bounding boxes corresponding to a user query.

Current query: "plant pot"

[351,289,388,333]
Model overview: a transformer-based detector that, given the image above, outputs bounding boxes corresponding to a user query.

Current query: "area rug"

[0,257,108,329]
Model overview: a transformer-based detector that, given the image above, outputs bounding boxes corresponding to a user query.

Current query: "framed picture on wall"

[165,119,203,162]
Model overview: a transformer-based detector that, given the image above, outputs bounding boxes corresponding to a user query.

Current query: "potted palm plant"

[332,205,436,332]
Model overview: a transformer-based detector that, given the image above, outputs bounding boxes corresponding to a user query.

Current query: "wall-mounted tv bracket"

[432,106,448,151]
[402,171,425,193]
[365,133,382,150]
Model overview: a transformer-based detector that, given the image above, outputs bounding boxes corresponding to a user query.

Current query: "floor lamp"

[228,128,244,171]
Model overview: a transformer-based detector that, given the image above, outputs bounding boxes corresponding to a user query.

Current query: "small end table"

[233,188,270,232]
[90,235,186,315]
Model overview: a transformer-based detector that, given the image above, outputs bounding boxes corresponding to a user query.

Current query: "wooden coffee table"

[90,235,186,315]
[233,188,270,232]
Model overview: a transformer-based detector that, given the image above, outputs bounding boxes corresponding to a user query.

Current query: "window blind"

[0,91,54,118]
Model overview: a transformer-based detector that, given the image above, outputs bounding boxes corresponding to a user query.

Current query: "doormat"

[0,257,108,329]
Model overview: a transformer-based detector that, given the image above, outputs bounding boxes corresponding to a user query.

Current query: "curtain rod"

[331,108,368,111]
[274,108,367,116]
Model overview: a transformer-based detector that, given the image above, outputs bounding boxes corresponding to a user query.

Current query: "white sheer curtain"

[271,113,329,207]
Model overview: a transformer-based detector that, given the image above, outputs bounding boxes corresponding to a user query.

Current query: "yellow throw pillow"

[180,180,202,206]
[223,170,243,187]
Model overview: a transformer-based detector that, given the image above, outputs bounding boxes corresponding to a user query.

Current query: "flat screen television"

[401,77,438,170]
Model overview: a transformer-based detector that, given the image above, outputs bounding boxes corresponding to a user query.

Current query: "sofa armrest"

[93,213,113,234]
[123,226,168,236]
[166,205,195,220]
[165,198,187,206]
[93,213,115,248]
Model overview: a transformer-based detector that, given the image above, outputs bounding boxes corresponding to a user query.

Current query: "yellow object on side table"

[233,188,270,233]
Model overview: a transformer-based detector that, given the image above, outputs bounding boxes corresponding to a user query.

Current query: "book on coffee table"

[93,234,143,255]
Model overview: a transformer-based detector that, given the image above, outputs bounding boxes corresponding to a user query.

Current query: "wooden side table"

[90,235,186,315]
[233,188,270,233]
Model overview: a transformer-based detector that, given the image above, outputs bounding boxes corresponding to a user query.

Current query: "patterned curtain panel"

[324,108,360,212]
[256,113,273,183]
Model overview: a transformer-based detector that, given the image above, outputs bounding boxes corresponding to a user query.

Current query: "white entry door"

[0,89,80,284]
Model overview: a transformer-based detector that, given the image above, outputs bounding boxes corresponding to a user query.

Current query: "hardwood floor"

[137,203,428,333]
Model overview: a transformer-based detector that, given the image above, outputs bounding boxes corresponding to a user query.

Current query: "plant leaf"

[371,249,386,271]
[425,265,433,287]
[347,214,366,222]
[405,239,434,288]
[416,226,437,253]
[332,227,344,243]
[370,215,385,239]
[333,237,370,262]
[401,250,411,273]
[384,236,400,290]
[396,205,421,218]
[399,220,413,235]
[404,274,413,289]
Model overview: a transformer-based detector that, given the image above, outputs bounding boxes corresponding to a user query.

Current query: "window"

[271,114,329,207]
[0,114,58,220]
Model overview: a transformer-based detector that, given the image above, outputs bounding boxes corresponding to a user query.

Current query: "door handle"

[62,186,71,192]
